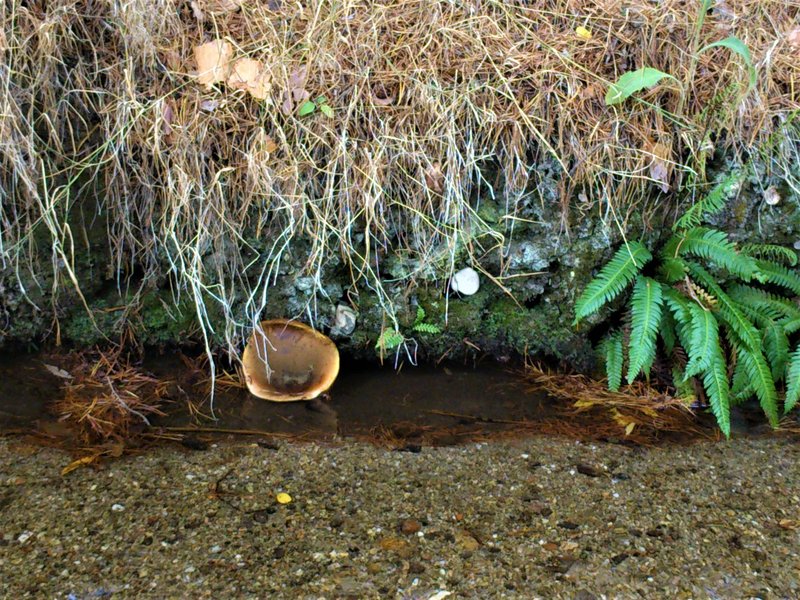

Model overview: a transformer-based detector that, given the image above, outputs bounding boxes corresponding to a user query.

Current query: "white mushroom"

[450,267,480,296]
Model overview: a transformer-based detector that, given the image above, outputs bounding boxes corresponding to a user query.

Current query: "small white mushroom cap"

[450,267,480,296]
[764,186,780,206]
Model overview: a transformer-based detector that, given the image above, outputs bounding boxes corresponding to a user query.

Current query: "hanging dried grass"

[1,0,798,359]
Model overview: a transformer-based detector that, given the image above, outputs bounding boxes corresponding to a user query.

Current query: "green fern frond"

[674,170,743,231]
[375,329,404,351]
[738,346,780,427]
[762,320,790,382]
[573,242,652,324]
[781,318,800,335]
[684,304,719,380]
[659,257,687,283]
[785,345,800,413]
[702,345,731,438]
[626,276,663,383]
[686,262,761,351]
[727,284,800,321]
[754,259,800,295]
[662,286,693,347]
[741,243,798,266]
[730,352,753,405]
[601,330,624,392]
[675,228,757,280]
[413,322,441,334]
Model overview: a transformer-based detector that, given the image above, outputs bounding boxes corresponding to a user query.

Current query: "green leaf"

[573,242,652,324]
[675,227,757,280]
[684,304,719,380]
[298,101,317,116]
[605,68,676,105]
[319,103,334,118]
[731,350,753,405]
[738,346,780,427]
[413,322,442,334]
[785,345,800,413]
[702,345,731,438]
[314,95,327,104]
[698,36,756,89]
[626,276,663,383]
[660,309,677,355]
[601,330,624,392]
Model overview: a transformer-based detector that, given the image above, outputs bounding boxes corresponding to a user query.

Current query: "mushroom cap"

[450,267,480,296]
[242,320,340,401]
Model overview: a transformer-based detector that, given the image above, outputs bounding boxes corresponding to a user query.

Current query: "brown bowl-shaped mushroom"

[242,319,340,401]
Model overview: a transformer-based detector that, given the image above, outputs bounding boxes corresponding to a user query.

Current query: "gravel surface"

[2,436,800,599]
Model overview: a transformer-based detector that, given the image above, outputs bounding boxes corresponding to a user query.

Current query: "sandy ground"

[1,435,799,599]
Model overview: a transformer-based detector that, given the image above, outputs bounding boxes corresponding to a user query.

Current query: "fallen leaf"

[44,364,72,379]
[647,142,672,193]
[61,455,98,476]
[227,58,271,100]
[194,40,233,87]
[424,162,444,194]
[779,519,799,530]
[276,492,292,504]
[200,99,220,112]
[576,26,592,40]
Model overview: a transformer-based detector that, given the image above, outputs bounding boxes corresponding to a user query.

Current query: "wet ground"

[2,353,800,598]
[2,436,800,599]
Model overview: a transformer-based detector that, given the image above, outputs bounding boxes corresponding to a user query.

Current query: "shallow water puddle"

[0,352,555,444]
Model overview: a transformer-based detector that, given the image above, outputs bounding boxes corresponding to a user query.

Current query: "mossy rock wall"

[2,163,799,371]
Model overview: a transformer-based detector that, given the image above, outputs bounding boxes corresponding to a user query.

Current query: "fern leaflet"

[702,345,731,438]
[674,170,743,231]
[573,242,652,324]
[601,330,624,392]
[785,345,800,413]
[626,276,663,383]
[741,243,798,266]
[738,346,780,427]
[676,228,757,280]
[727,284,800,321]
[755,259,800,295]
[684,304,719,379]
[762,320,789,381]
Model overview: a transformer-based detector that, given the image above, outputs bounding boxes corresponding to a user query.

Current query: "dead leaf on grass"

[194,40,234,87]
[227,58,271,100]
[647,141,672,193]
[424,162,444,194]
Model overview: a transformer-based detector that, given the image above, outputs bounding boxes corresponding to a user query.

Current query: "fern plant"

[574,172,800,437]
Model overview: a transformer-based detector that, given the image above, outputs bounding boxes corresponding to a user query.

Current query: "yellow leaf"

[276,492,292,504]
[194,40,233,87]
[625,422,636,436]
[61,455,98,476]
[576,26,592,41]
